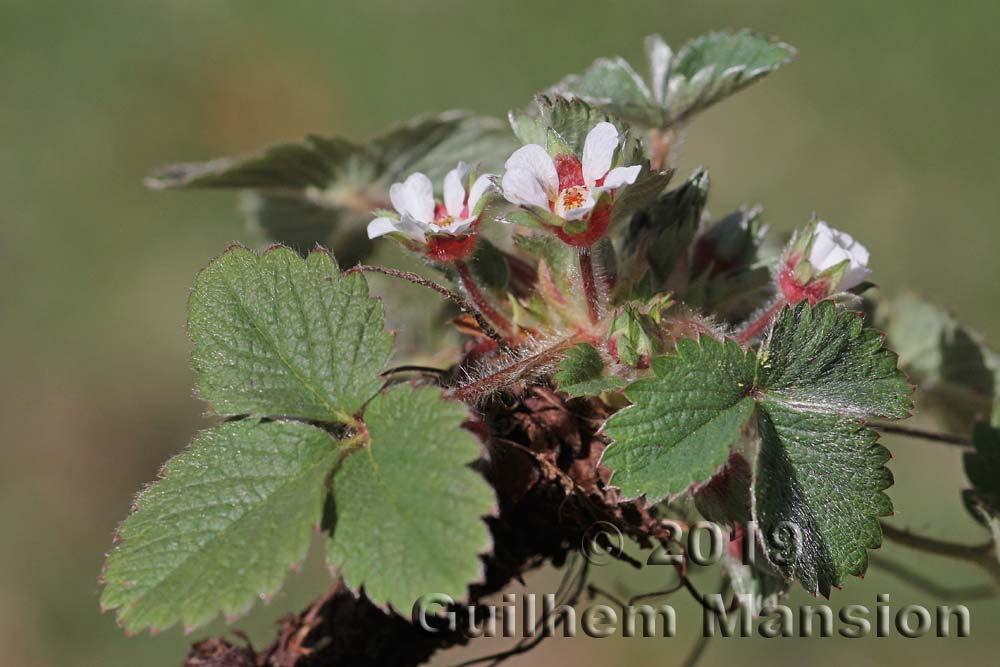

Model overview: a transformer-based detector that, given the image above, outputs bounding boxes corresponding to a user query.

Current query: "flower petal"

[389,172,435,223]
[582,122,619,187]
[502,167,550,209]
[443,162,470,218]
[563,200,596,221]
[505,144,557,197]
[367,216,399,239]
[467,173,495,213]
[441,216,477,235]
[601,165,641,189]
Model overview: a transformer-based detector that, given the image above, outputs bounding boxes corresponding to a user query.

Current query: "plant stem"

[578,247,601,324]
[454,260,514,336]
[871,423,972,448]
[735,299,786,344]
[879,521,999,583]
[650,128,675,171]
[349,264,509,349]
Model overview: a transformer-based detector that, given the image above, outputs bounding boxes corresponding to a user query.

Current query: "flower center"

[559,186,589,211]
[432,202,455,228]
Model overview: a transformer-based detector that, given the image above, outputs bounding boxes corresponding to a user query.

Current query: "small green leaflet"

[602,337,757,500]
[555,343,626,398]
[552,31,795,129]
[189,246,393,424]
[753,404,892,595]
[101,420,342,634]
[602,301,911,595]
[146,113,517,255]
[760,299,913,419]
[327,384,495,611]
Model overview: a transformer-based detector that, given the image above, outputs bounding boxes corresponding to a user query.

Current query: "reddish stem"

[578,247,601,324]
[735,299,786,344]
[455,261,513,336]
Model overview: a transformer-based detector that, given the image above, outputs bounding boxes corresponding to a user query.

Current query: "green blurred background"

[2,1,998,665]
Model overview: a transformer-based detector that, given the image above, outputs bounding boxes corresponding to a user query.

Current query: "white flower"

[367,162,495,243]
[501,122,641,222]
[807,221,871,291]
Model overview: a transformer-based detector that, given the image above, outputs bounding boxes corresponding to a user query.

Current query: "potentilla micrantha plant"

[101,29,1000,666]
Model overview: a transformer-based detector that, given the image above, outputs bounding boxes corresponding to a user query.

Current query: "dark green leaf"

[754,403,891,596]
[759,301,913,419]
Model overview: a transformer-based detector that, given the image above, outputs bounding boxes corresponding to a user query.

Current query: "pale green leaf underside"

[189,245,393,423]
[327,385,494,611]
[754,403,891,596]
[554,30,795,129]
[881,292,999,410]
[602,337,756,500]
[101,420,340,633]
[555,343,626,397]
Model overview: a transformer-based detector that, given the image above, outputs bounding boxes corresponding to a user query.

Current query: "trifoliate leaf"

[189,246,393,423]
[147,113,516,254]
[620,168,709,293]
[759,301,913,419]
[555,343,626,398]
[553,31,795,130]
[326,385,494,611]
[602,337,757,500]
[963,422,1000,528]
[753,403,891,596]
[880,293,1000,418]
[101,420,341,634]
[603,302,910,593]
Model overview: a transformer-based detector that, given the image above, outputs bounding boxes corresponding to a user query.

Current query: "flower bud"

[778,220,871,304]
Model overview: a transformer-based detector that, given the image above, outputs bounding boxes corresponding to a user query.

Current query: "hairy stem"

[349,265,509,349]
[578,247,601,325]
[736,299,785,344]
[871,423,972,448]
[454,260,514,336]
[449,334,586,403]
[650,128,676,171]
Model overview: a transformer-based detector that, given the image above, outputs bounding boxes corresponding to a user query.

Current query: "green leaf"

[754,403,891,596]
[147,112,517,254]
[553,31,795,130]
[602,337,757,500]
[101,420,341,633]
[603,302,910,593]
[189,245,393,423]
[551,57,664,128]
[664,31,796,125]
[880,293,999,415]
[620,168,709,293]
[554,343,626,397]
[963,422,1000,527]
[327,385,494,611]
[759,301,913,419]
